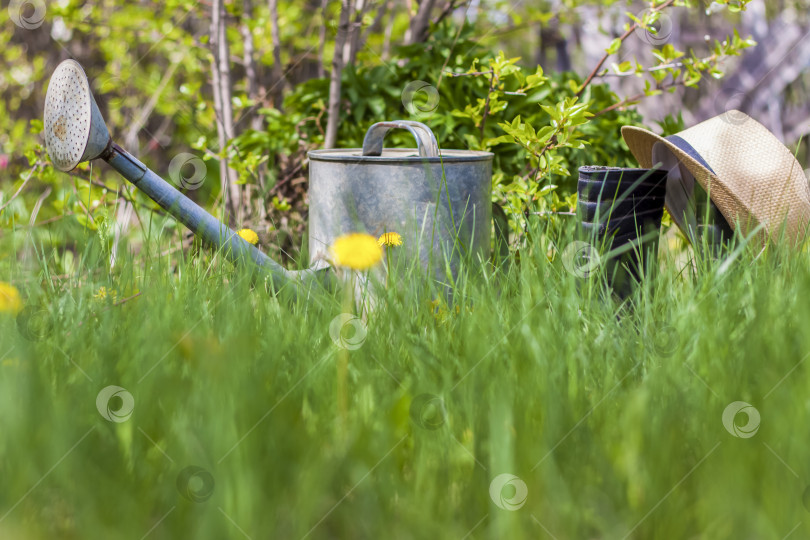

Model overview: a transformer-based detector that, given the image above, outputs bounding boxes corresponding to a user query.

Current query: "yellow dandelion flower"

[378,232,403,247]
[93,286,117,302]
[330,233,383,270]
[2,357,20,368]
[428,297,450,324]
[238,228,259,245]
[0,282,22,314]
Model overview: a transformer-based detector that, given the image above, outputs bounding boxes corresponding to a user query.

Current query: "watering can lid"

[309,121,492,163]
[308,147,493,163]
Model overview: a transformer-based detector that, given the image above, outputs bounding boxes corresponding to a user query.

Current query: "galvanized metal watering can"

[308,121,502,282]
[43,59,325,294]
[43,60,504,293]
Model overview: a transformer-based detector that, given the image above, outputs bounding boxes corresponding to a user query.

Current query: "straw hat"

[622,111,810,245]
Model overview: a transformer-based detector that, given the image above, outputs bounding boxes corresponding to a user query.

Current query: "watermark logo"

[16,305,54,341]
[329,313,367,350]
[8,0,46,30]
[802,485,810,513]
[489,473,528,511]
[96,385,135,423]
[713,88,749,125]
[722,401,760,438]
[650,325,679,357]
[409,393,447,430]
[168,152,207,190]
[176,466,215,503]
[561,241,600,278]
[401,80,440,117]
[634,9,673,46]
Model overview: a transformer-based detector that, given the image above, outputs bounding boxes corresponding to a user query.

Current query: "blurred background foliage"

[1,0,799,272]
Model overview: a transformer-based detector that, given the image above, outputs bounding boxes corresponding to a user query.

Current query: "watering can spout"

[43,59,331,295]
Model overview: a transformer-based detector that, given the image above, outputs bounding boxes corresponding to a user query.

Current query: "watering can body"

[307,121,495,281]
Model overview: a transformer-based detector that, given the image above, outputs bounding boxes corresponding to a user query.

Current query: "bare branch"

[576,0,675,98]
[405,0,437,45]
[318,0,330,77]
[268,0,288,108]
[210,0,242,225]
[0,162,41,215]
[325,0,353,148]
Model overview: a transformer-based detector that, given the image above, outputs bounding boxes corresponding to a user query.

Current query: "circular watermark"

[168,153,207,190]
[489,473,528,511]
[650,325,679,357]
[713,89,749,125]
[8,0,46,30]
[634,9,674,46]
[722,401,760,438]
[176,466,215,503]
[16,305,54,342]
[96,385,135,423]
[561,241,601,278]
[329,313,367,350]
[401,80,440,117]
[409,393,447,430]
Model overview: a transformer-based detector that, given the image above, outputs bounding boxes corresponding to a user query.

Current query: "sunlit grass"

[1,219,809,539]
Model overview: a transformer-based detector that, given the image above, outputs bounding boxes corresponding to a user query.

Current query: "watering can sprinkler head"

[43,59,332,295]
[44,60,111,171]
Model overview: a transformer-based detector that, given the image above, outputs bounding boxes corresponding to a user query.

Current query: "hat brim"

[621,125,763,243]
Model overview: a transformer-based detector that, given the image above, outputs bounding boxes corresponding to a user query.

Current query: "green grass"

[1,221,809,539]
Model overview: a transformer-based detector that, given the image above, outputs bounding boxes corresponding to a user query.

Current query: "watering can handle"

[362,121,440,158]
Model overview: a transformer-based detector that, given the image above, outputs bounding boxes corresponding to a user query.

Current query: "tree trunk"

[355,0,388,63]
[241,0,260,129]
[210,0,241,226]
[268,0,287,109]
[405,0,436,44]
[317,0,329,78]
[325,0,352,149]
[382,0,395,60]
[241,0,268,222]
[344,0,366,66]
